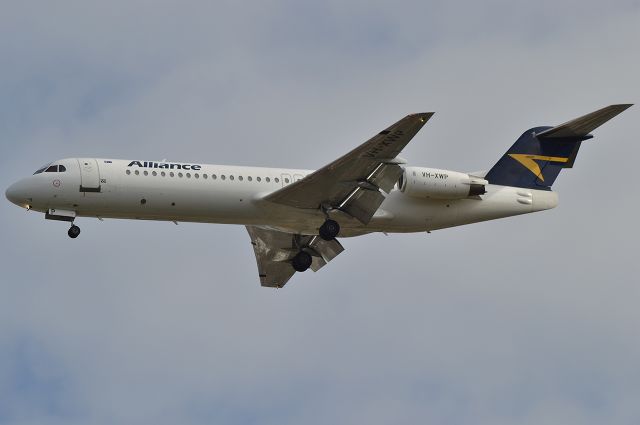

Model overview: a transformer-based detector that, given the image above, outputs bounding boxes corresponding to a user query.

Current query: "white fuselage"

[6,158,558,236]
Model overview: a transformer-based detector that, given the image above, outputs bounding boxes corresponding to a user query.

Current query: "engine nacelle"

[398,167,487,200]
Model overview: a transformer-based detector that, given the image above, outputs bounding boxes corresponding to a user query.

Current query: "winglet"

[535,104,633,139]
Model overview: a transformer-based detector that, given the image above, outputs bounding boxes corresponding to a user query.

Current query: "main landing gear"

[291,219,341,273]
[319,219,340,241]
[292,251,313,272]
[68,224,81,239]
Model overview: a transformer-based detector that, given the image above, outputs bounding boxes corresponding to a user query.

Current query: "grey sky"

[1,1,639,424]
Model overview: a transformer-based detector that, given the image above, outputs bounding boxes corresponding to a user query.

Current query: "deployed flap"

[340,188,385,224]
[536,104,632,139]
[246,226,344,288]
[264,113,433,223]
[308,237,345,272]
[369,162,405,193]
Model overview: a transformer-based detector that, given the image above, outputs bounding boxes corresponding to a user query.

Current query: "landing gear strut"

[292,250,313,272]
[68,224,81,239]
[319,219,340,241]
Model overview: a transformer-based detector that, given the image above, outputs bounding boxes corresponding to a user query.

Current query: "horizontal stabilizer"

[536,104,632,139]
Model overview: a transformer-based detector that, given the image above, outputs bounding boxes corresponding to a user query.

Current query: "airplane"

[5,104,632,287]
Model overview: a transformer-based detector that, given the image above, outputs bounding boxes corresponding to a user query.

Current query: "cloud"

[1,1,639,424]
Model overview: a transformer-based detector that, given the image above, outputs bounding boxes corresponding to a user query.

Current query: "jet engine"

[398,167,487,199]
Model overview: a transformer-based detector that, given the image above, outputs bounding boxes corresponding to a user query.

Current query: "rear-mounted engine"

[398,167,487,200]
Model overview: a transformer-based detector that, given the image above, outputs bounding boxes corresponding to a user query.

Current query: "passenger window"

[274,178,279,183]
[170,172,175,177]
[195,173,199,179]
[161,171,166,177]
[248,176,252,182]
[152,171,157,176]
[143,171,149,176]
[230,175,234,181]
[126,170,131,175]
[186,173,191,178]
[285,178,290,183]
[266,177,271,183]
[221,175,226,180]
[212,174,217,180]
[45,165,58,172]
[238,176,243,181]
[178,172,183,178]
[135,170,140,175]
[257,177,261,182]
[203,174,208,179]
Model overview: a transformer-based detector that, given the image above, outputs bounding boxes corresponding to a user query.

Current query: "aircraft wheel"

[68,225,81,239]
[319,219,340,241]
[292,251,313,272]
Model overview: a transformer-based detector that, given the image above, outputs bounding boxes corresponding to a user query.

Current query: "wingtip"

[412,112,435,123]
[606,104,633,117]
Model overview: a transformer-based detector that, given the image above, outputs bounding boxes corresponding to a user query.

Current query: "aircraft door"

[280,173,292,187]
[77,158,101,192]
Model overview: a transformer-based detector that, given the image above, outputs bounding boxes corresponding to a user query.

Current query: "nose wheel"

[319,219,340,241]
[68,224,81,239]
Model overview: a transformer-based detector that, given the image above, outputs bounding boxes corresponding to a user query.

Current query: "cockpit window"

[33,163,51,174]
[34,163,66,174]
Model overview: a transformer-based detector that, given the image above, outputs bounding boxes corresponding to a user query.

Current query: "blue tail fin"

[485,104,632,190]
[484,127,584,190]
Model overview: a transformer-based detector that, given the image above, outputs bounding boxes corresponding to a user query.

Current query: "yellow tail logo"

[508,154,569,182]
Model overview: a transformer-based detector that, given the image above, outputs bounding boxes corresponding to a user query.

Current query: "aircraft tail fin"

[484,104,632,190]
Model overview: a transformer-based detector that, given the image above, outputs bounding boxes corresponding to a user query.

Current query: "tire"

[68,225,81,239]
[292,251,313,272]
[319,219,340,241]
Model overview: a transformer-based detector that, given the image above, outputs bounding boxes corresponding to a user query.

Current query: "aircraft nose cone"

[5,181,27,207]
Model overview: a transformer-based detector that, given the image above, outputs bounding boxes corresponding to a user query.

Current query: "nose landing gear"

[68,224,81,239]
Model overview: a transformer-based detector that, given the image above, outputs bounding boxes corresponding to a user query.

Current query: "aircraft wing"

[264,113,434,224]
[246,226,344,288]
